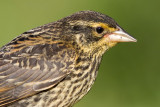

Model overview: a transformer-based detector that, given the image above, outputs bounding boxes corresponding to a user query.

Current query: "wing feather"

[0,42,76,106]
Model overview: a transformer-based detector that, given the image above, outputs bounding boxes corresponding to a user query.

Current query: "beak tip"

[133,39,137,42]
[130,38,137,42]
[107,30,137,43]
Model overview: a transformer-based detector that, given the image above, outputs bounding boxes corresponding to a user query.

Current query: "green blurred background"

[0,0,160,107]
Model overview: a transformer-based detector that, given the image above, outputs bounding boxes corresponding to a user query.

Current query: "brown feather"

[0,41,76,106]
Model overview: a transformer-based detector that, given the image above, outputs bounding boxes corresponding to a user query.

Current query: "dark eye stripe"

[73,26,81,31]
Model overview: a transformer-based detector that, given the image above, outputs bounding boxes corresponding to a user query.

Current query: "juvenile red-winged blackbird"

[0,11,136,107]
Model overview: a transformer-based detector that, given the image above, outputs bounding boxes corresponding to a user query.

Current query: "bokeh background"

[0,0,160,107]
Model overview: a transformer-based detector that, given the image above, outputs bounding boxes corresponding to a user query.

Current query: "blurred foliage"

[0,0,160,107]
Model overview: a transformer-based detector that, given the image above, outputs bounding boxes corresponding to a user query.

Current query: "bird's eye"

[96,27,104,34]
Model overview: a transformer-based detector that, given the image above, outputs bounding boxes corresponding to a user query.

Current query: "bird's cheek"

[106,41,118,48]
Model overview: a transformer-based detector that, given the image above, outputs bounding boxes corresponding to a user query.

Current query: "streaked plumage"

[0,11,136,107]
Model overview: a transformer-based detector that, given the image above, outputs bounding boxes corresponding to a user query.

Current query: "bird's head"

[3,11,136,57]
[57,11,137,56]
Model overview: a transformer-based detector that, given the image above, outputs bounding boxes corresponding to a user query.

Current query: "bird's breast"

[50,55,102,107]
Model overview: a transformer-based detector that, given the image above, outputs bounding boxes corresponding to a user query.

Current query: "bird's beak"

[104,29,137,42]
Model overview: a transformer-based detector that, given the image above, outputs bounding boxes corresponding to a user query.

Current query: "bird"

[0,10,136,107]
